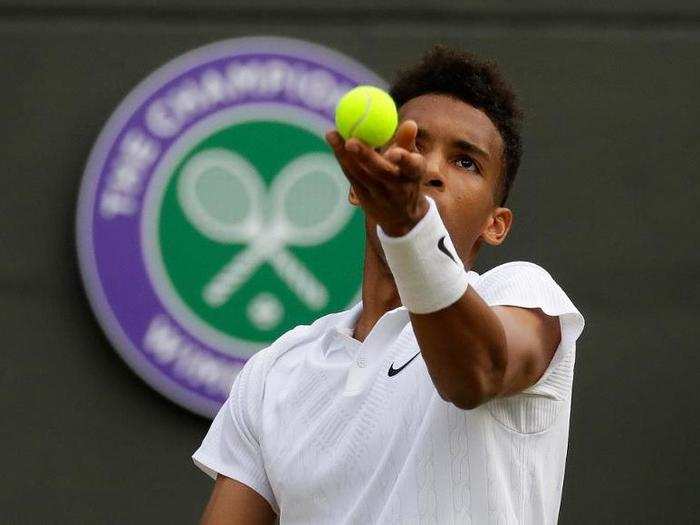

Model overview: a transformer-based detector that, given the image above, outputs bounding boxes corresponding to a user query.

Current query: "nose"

[423,154,444,189]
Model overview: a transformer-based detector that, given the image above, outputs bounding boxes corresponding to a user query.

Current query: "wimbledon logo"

[76,37,386,417]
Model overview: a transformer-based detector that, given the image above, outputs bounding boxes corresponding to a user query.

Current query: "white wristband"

[377,196,470,314]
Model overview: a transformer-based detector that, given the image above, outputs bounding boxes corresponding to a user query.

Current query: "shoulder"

[474,260,555,288]
[473,260,585,343]
[474,263,585,432]
[225,322,315,416]
[473,261,571,307]
[473,261,560,305]
[239,305,356,382]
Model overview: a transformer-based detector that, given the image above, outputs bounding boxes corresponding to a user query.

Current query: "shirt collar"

[321,301,363,358]
[321,300,411,358]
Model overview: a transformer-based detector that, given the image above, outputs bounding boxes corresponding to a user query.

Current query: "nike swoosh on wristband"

[388,351,421,377]
[437,236,458,264]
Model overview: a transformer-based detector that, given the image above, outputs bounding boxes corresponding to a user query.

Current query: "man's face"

[361,93,511,268]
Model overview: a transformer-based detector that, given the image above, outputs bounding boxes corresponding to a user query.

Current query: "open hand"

[325,120,430,237]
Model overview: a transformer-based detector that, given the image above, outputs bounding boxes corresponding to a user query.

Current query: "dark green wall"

[2,2,698,523]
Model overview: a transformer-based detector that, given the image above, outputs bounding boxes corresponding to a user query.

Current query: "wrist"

[377,196,430,237]
[377,196,470,314]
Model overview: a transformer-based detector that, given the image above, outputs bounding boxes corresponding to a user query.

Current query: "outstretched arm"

[326,122,561,409]
[409,290,560,409]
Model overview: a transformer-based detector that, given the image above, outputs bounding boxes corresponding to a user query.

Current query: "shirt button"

[357,357,367,368]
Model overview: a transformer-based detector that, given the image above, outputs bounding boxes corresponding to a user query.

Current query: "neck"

[352,237,401,342]
[350,224,479,343]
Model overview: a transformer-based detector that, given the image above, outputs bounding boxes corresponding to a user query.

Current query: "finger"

[330,141,375,194]
[339,153,372,191]
[384,146,406,164]
[345,138,400,180]
[328,131,397,192]
[343,166,377,204]
[393,120,418,152]
[325,130,345,151]
[326,130,370,184]
[385,148,424,181]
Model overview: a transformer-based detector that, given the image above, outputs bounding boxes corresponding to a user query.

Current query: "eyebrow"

[416,127,490,160]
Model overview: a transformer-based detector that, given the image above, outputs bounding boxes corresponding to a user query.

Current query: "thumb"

[393,119,418,152]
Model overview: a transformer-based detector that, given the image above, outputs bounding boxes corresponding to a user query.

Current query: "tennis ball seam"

[347,92,372,139]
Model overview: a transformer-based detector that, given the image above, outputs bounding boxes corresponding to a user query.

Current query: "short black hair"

[389,44,523,206]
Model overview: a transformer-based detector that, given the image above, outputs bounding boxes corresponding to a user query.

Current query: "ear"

[480,207,513,246]
[348,184,360,206]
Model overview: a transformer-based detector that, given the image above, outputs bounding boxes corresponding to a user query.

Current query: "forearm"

[376,196,507,409]
[409,285,508,409]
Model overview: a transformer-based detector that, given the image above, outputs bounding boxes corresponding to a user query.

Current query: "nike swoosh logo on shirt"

[388,351,421,377]
[437,236,457,264]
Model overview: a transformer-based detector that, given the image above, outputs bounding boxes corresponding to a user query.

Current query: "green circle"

[158,120,364,343]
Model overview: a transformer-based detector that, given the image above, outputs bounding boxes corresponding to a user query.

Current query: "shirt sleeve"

[191,350,278,514]
[473,261,585,433]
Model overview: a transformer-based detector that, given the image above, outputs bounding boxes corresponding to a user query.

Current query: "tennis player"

[192,44,585,524]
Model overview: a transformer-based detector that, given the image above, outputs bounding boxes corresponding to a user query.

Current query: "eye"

[455,156,478,172]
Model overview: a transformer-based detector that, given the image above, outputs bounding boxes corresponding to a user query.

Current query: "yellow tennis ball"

[334,85,398,148]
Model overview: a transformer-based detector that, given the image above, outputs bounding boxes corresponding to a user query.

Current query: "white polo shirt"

[192,261,585,524]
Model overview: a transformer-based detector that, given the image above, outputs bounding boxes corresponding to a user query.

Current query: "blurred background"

[2,1,699,523]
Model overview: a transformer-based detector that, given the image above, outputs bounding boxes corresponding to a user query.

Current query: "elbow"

[449,390,488,411]
[444,349,507,411]
[448,383,493,410]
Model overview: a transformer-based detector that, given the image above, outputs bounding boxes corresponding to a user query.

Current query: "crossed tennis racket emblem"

[177,148,353,311]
